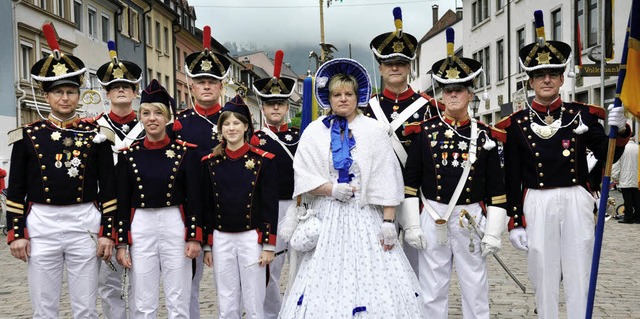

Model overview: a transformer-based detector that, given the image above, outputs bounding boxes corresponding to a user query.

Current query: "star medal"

[441,152,448,166]
[245,159,255,170]
[544,114,555,125]
[444,129,454,139]
[166,150,176,158]
[391,105,400,120]
[121,124,130,133]
[458,140,468,151]
[259,138,267,146]
[51,131,62,141]
[63,137,74,147]
[67,166,79,178]
[451,152,460,167]
[70,150,82,167]
[285,134,293,141]
[431,141,438,148]
[562,139,571,157]
[75,139,83,147]
[55,154,63,168]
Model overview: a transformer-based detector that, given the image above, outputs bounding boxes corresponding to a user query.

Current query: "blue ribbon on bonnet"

[322,114,355,183]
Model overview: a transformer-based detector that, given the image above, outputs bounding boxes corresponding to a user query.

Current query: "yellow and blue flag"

[620,0,640,118]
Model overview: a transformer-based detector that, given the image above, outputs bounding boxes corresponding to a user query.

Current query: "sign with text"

[581,63,620,76]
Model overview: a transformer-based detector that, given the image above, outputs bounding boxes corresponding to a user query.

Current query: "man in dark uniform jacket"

[94,40,143,319]
[165,25,232,318]
[495,10,630,318]
[6,22,117,318]
[251,49,298,319]
[365,6,439,271]
[403,27,507,318]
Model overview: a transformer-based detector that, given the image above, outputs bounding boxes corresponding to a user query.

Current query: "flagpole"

[585,15,632,319]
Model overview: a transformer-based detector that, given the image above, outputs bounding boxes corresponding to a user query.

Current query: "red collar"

[442,114,470,127]
[47,114,80,128]
[531,97,563,113]
[108,111,137,124]
[195,103,221,116]
[382,86,415,101]
[225,142,250,159]
[143,135,170,149]
[266,123,289,133]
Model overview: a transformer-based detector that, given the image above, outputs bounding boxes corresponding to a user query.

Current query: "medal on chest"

[391,105,400,120]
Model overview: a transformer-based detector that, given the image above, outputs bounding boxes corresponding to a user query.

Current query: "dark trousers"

[621,187,640,222]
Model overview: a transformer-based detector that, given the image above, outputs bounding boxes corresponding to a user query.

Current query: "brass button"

[465,198,471,203]
[191,225,195,229]
[138,185,143,190]
[436,196,441,201]
[190,232,195,237]
[191,217,196,221]
[141,203,145,207]
[140,194,145,199]
[246,225,250,229]
[218,225,222,229]
[41,165,46,170]
[437,185,442,190]
[119,221,123,225]
[166,202,171,206]
[539,173,544,177]
[46,198,51,203]
[539,183,544,187]
[44,187,49,192]
[514,222,519,227]
[107,232,111,237]
[119,237,123,242]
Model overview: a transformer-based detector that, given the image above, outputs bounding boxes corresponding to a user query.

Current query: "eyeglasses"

[532,72,561,81]
[49,89,80,98]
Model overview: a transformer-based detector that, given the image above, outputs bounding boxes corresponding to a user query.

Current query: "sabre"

[243,249,288,269]
[87,230,117,272]
[120,246,129,309]
[460,210,527,293]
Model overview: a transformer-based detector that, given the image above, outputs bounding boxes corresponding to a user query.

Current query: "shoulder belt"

[175,139,197,148]
[249,146,275,159]
[7,127,24,145]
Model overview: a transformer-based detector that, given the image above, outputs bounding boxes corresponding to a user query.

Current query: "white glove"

[377,221,398,246]
[481,206,506,258]
[397,197,427,249]
[607,104,627,132]
[509,227,528,251]
[331,183,353,202]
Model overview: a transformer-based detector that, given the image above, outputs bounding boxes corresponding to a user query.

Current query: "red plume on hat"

[252,50,296,101]
[185,25,231,79]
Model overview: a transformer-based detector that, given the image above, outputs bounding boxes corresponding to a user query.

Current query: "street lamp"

[471,95,481,118]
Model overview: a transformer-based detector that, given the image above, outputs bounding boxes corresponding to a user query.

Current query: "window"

[473,46,491,87]
[176,47,181,71]
[145,16,152,46]
[157,72,162,85]
[155,21,161,49]
[496,39,504,81]
[129,10,139,40]
[472,0,489,26]
[496,0,506,11]
[20,42,33,80]
[552,8,562,41]
[165,75,170,90]
[101,15,110,42]
[587,0,598,47]
[73,0,82,31]
[577,0,586,48]
[41,49,51,59]
[88,7,97,37]
[164,26,169,53]
[516,27,525,72]
[55,0,65,17]
[147,68,153,84]
[39,0,48,10]
[183,52,187,67]
[120,6,129,35]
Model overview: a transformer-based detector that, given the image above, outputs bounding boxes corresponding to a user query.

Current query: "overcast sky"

[189,0,459,51]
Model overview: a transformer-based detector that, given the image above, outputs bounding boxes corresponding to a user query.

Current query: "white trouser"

[418,201,489,319]
[190,249,204,319]
[130,207,192,319]
[264,199,292,319]
[524,186,595,319]
[26,202,101,319]
[99,252,131,319]
[213,229,266,319]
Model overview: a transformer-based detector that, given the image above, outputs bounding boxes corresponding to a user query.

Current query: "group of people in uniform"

[4,7,632,319]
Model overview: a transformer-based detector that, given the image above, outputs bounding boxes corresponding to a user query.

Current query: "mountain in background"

[224,40,383,92]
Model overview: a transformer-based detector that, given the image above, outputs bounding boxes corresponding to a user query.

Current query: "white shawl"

[293,114,404,208]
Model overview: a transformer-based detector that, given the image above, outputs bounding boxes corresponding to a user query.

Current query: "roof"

[418,10,462,45]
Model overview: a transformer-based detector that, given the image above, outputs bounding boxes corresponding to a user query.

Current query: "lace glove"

[378,221,398,246]
[509,227,529,251]
[607,104,627,132]
[331,183,353,202]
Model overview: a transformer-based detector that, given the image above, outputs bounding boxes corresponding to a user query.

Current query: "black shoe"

[619,219,635,224]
